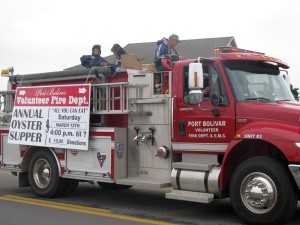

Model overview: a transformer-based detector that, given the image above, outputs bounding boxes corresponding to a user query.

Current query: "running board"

[166,190,214,203]
[116,177,171,188]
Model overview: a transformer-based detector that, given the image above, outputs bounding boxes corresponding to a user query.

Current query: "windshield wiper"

[244,97,271,102]
[276,99,291,102]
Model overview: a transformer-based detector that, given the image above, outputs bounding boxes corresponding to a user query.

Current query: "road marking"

[0,195,177,225]
[0,170,13,175]
[3,195,111,213]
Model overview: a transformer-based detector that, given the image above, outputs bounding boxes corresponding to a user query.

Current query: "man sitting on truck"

[111,43,127,67]
[80,44,109,68]
[154,34,181,71]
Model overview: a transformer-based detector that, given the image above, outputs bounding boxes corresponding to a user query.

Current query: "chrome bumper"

[288,164,300,190]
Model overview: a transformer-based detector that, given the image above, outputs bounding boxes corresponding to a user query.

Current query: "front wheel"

[230,157,298,225]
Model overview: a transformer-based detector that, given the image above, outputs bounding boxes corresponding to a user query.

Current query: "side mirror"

[189,90,203,105]
[188,61,204,89]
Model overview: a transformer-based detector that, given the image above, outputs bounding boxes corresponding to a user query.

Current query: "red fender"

[219,122,300,192]
[161,59,173,71]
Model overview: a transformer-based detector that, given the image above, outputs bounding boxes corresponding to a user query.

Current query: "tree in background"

[290,84,299,101]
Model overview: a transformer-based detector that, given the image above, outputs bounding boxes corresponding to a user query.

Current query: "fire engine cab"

[0,47,300,225]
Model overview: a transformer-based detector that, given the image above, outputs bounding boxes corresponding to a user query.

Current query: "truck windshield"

[224,60,294,102]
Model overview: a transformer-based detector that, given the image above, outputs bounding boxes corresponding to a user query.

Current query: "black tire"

[28,150,66,198]
[62,179,79,196]
[97,182,131,190]
[230,157,298,225]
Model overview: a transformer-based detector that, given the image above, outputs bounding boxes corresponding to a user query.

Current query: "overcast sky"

[0,0,300,91]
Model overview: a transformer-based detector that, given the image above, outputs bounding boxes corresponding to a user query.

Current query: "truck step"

[172,162,214,171]
[116,177,171,188]
[166,189,214,203]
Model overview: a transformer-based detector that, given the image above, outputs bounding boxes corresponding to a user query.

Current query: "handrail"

[91,82,129,87]
[171,96,177,139]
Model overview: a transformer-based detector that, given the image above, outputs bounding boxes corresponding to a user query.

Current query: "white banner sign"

[8,84,91,150]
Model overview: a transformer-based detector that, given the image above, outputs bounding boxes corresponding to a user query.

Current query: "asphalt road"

[0,170,300,225]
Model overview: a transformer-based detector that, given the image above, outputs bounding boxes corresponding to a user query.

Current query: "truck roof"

[217,53,289,69]
[213,47,289,69]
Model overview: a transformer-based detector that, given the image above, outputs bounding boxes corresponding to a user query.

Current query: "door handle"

[179,121,186,136]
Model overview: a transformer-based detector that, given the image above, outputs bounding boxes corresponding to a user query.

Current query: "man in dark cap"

[154,34,181,71]
[111,44,127,66]
[80,44,108,68]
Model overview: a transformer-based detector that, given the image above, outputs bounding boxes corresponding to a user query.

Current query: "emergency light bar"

[215,47,265,55]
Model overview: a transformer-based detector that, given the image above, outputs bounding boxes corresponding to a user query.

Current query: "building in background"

[66,36,237,70]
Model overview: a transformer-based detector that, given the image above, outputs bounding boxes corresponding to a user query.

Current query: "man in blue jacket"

[154,34,181,71]
[80,45,108,68]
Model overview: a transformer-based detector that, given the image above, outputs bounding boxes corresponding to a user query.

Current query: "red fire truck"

[0,47,299,225]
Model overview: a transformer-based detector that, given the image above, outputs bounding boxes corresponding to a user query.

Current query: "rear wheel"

[97,182,131,190]
[230,157,298,225]
[28,150,65,198]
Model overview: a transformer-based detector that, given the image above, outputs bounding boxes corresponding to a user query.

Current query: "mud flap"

[19,172,29,188]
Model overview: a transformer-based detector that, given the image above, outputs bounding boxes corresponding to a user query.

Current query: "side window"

[154,72,170,95]
[183,65,209,104]
[210,64,229,106]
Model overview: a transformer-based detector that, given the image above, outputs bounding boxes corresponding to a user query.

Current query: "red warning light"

[214,47,265,55]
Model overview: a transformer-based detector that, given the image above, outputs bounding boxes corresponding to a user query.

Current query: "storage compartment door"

[1,134,21,170]
[66,137,112,179]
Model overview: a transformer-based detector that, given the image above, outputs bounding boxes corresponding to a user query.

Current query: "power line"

[0,49,65,68]
[0,61,8,67]
[0,60,40,73]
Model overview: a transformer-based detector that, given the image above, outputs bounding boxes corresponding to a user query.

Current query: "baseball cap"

[169,34,181,42]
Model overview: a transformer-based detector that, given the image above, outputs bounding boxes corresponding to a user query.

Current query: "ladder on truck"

[91,82,129,114]
[0,82,147,119]
[90,82,147,114]
[0,91,15,124]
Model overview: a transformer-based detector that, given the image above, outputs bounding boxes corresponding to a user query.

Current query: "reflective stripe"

[156,44,164,59]
[172,143,228,152]
[156,44,162,58]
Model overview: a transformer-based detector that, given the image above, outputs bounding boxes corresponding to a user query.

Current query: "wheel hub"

[33,159,51,189]
[241,173,277,214]
[42,168,50,179]
[245,178,270,207]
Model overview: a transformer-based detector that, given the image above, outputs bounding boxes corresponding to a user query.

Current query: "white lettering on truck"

[188,121,226,127]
